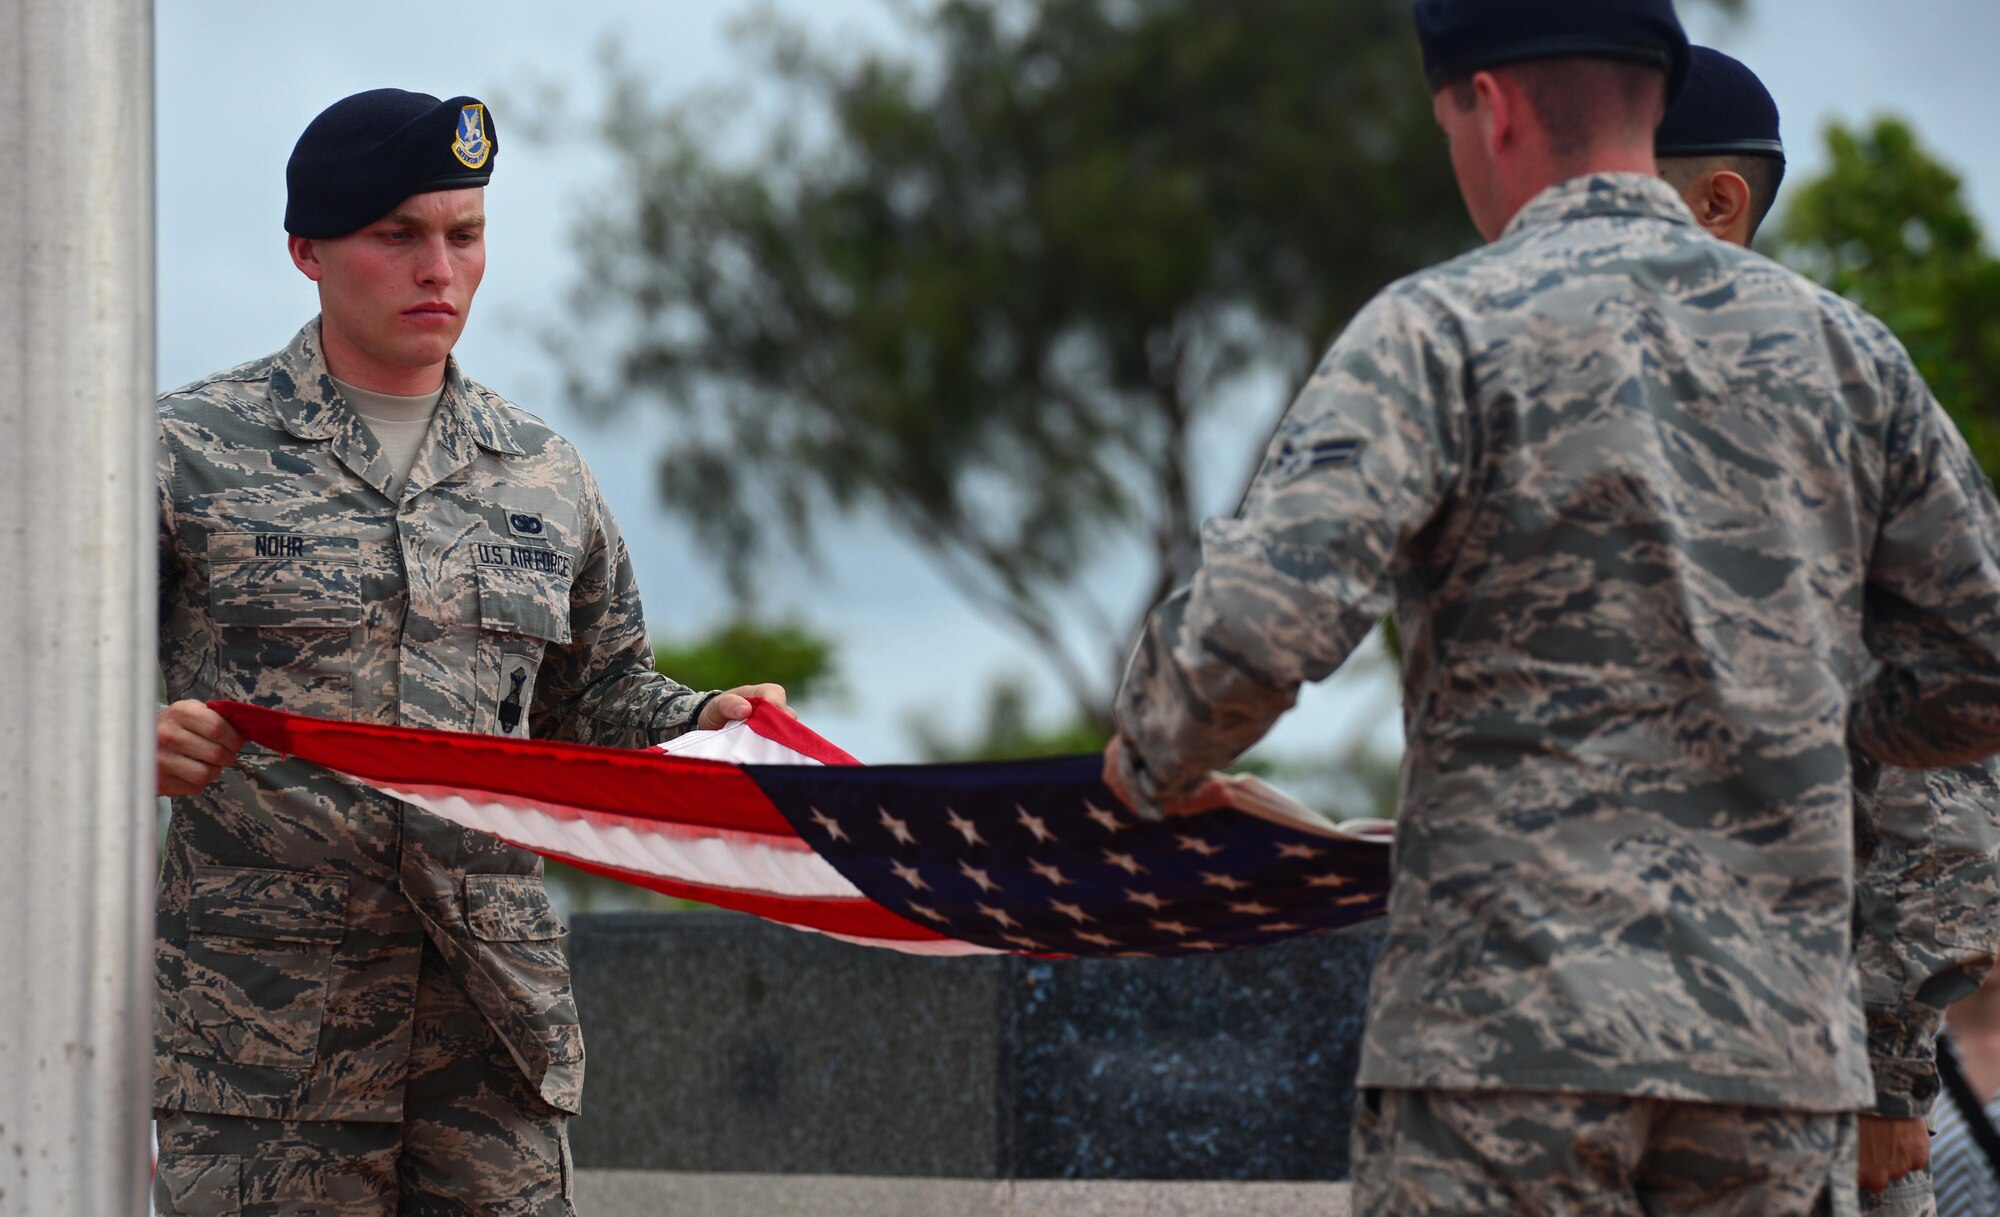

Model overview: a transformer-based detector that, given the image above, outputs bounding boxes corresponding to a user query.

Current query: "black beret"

[285,89,497,239]
[1656,46,1784,161]
[1414,0,1691,102]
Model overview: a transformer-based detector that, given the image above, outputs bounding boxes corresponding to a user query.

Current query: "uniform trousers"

[1351,1088,1859,1217]
[154,938,575,1217]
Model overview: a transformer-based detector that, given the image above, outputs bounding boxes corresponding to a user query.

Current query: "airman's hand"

[156,700,245,797]
[698,683,797,731]
[1101,737,1230,819]
[1858,1114,1930,1192]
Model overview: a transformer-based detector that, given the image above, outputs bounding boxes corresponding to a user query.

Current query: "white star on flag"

[1176,835,1223,857]
[808,807,847,841]
[977,903,1021,929]
[1124,888,1167,910]
[1085,802,1125,833]
[1016,806,1055,844]
[1150,919,1197,936]
[1228,901,1276,916]
[1050,900,1094,924]
[1029,859,1074,887]
[1104,849,1148,876]
[890,861,929,891]
[880,808,915,846]
[946,808,987,847]
[960,861,1000,893]
[1200,871,1249,892]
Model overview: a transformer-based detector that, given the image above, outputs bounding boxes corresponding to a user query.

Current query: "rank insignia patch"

[507,511,546,538]
[453,104,491,170]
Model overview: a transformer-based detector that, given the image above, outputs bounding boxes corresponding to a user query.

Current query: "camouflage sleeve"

[1851,362,2000,769]
[528,464,713,748]
[158,410,183,623]
[1111,288,1466,808]
[1853,759,2000,1117]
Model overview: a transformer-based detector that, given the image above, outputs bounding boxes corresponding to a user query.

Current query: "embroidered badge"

[453,104,491,170]
[507,511,546,538]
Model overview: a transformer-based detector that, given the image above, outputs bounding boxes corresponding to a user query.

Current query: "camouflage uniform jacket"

[1855,761,2000,1119]
[1112,174,2000,1111]
[155,320,712,1123]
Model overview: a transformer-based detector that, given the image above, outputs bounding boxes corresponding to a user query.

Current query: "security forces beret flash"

[1656,46,1785,160]
[285,89,497,239]
[1414,0,1692,102]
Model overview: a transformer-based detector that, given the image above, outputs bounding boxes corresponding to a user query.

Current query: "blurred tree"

[557,0,1476,727]
[556,0,1742,728]
[1775,118,2000,481]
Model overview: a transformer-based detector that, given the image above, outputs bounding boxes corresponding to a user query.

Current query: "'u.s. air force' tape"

[1266,437,1368,483]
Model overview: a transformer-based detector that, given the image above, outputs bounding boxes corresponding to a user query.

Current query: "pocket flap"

[208,532,363,629]
[465,874,567,941]
[189,866,349,944]
[474,543,574,645]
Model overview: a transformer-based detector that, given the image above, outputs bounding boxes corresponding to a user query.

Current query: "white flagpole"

[0,0,158,1213]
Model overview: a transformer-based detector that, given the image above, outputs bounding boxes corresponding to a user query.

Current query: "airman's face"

[289,187,487,388]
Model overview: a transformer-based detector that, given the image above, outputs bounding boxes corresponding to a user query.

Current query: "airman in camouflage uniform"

[152,90,784,1215]
[1656,48,2000,1215]
[1103,3,2000,1213]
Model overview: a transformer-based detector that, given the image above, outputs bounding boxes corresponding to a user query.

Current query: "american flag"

[215,700,1392,957]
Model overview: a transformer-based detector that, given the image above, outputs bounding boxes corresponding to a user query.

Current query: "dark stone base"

[568,911,1383,1181]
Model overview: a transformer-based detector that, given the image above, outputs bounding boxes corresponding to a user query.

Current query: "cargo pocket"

[156,1154,241,1216]
[465,874,584,1067]
[1928,762,2000,953]
[473,561,572,737]
[174,866,348,1071]
[206,532,363,703]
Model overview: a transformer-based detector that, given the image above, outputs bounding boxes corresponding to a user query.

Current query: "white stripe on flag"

[383,786,865,899]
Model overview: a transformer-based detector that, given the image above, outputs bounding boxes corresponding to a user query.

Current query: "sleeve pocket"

[464,874,567,942]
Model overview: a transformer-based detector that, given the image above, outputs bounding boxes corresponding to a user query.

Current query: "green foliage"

[558,0,1480,723]
[652,620,840,703]
[1776,118,2000,482]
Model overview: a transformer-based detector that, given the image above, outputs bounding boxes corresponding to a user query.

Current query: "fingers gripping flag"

[213,700,1392,958]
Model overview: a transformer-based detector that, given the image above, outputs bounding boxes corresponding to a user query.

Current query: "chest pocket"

[208,532,363,627]
[473,549,574,738]
[206,532,362,706]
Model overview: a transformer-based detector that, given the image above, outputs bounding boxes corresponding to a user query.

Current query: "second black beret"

[1656,46,1785,160]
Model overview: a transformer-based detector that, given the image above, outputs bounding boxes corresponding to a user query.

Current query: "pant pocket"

[156,1154,242,1217]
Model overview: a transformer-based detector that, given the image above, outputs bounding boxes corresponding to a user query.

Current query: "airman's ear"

[287,234,324,283]
[1695,169,1753,240]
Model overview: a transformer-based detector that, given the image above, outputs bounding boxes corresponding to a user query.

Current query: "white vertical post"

[0,0,158,1214]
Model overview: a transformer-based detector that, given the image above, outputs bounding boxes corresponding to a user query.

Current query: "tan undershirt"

[332,376,445,498]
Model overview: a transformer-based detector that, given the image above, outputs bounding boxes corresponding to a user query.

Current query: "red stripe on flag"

[739,702,863,766]
[213,701,797,837]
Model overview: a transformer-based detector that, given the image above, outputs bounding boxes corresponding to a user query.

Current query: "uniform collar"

[267,319,527,458]
[1499,172,1698,242]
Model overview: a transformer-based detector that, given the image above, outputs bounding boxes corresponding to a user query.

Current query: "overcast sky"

[155,0,2000,764]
